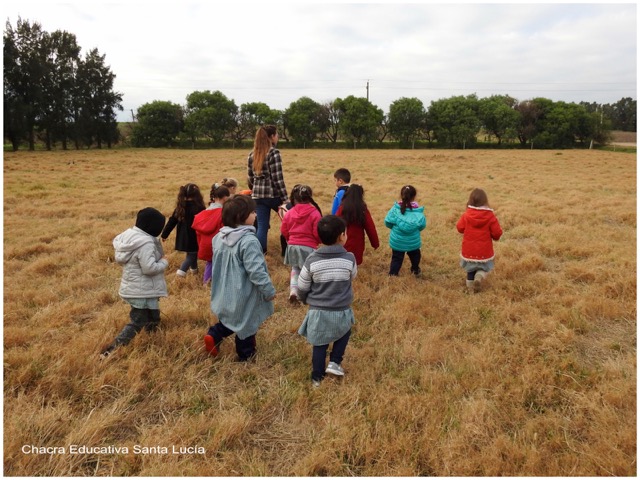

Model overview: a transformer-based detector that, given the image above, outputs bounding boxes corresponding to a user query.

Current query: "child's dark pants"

[113,307,160,347]
[207,322,256,361]
[311,329,351,381]
[389,249,421,276]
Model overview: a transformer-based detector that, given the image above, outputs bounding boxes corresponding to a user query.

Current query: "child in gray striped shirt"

[297,215,357,387]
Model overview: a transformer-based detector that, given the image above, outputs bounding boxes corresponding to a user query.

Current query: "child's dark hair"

[175,183,205,221]
[467,188,489,208]
[399,185,417,214]
[334,168,351,184]
[222,195,256,228]
[291,184,322,214]
[209,184,230,204]
[340,184,366,227]
[317,215,346,245]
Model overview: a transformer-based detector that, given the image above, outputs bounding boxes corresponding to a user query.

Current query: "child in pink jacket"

[280,185,322,303]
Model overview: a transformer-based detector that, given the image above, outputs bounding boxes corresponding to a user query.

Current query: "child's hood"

[218,225,255,246]
[288,203,320,225]
[465,206,495,227]
[113,227,157,262]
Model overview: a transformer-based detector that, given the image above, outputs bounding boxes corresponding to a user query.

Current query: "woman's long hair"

[252,125,277,174]
[340,184,366,227]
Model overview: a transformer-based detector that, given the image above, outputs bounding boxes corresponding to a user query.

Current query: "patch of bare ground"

[3,148,636,476]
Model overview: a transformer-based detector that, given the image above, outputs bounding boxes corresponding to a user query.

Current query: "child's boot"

[466,279,475,294]
[473,270,487,292]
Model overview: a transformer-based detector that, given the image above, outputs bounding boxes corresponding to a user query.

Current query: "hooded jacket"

[384,202,427,252]
[210,225,276,339]
[113,226,169,298]
[191,204,223,261]
[456,206,503,262]
[336,205,379,265]
[280,203,322,249]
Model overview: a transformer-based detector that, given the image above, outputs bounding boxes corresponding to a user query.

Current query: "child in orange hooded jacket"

[456,188,503,293]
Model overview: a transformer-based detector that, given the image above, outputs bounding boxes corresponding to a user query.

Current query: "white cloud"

[4,2,636,120]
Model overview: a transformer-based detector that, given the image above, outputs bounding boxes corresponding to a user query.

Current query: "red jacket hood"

[456,206,503,262]
[464,207,496,228]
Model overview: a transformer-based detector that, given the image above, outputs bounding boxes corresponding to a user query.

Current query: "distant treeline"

[114,93,637,150]
[3,19,636,151]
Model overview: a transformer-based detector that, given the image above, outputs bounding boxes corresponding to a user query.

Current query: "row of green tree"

[132,93,635,149]
[3,19,635,151]
[3,19,123,151]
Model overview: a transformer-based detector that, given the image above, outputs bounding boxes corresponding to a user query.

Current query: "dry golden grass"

[3,148,636,476]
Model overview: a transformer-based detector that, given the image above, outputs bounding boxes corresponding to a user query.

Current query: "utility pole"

[366,80,369,101]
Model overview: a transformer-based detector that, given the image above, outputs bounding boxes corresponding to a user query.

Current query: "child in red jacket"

[336,184,379,265]
[456,188,503,293]
[192,184,231,285]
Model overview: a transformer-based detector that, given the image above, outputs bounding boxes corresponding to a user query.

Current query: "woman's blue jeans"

[255,197,281,253]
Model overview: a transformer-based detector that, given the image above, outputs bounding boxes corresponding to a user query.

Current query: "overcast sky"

[5,1,637,121]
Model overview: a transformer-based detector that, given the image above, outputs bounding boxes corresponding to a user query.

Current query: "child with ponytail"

[384,185,427,277]
[280,184,322,303]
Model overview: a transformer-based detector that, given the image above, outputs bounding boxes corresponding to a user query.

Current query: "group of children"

[101,169,503,388]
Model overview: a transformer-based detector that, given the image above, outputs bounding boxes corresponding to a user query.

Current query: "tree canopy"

[4,18,123,151]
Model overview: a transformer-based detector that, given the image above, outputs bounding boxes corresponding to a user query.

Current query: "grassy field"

[3,148,636,476]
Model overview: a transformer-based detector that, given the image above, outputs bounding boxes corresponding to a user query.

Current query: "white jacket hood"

[113,227,156,264]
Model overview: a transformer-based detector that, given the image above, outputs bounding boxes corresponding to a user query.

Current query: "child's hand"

[265,293,276,302]
[277,205,288,220]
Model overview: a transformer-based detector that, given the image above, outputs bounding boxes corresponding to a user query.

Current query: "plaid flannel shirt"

[247,147,288,204]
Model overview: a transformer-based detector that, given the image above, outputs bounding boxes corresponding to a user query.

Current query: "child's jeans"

[389,249,421,276]
[180,251,198,272]
[312,329,351,381]
[207,322,256,361]
[180,252,198,272]
[112,307,160,347]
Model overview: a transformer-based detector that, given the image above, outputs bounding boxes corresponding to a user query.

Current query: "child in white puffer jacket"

[100,207,169,359]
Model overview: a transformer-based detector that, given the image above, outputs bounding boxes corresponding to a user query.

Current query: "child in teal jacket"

[384,185,427,276]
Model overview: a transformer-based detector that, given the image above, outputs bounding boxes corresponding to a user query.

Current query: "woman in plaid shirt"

[247,125,288,253]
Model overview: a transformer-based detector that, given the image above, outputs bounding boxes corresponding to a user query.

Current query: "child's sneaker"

[176,269,187,277]
[204,335,219,357]
[325,361,344,376]
[99,345,115,360]
[312,379,322,388]
[189,268,198,275]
